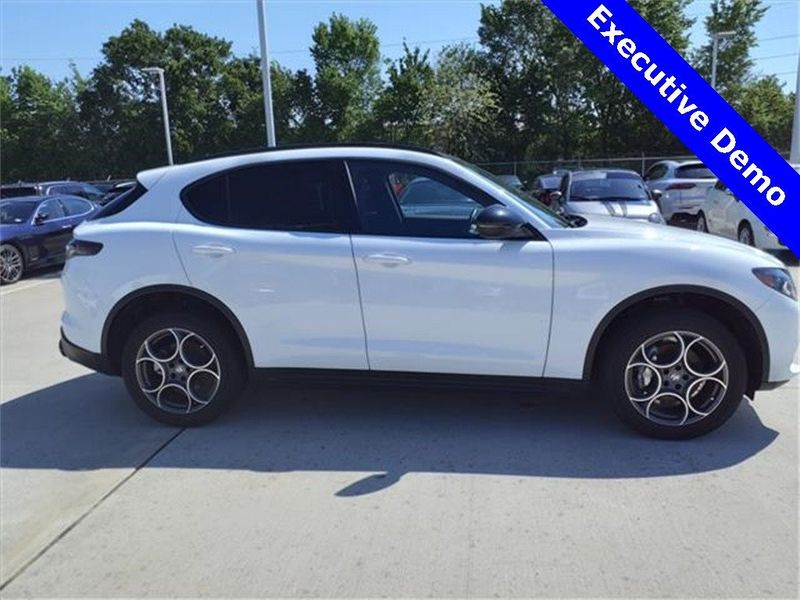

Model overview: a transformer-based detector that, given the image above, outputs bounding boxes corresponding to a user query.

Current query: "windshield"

[451,157,571,227]
[570,172,649,201]
[0,200,37,224]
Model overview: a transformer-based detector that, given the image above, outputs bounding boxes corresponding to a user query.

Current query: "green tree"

[0,66,81,180]
[308,13,382,141]
[693,0,766,101]
[373,44,434,143]
[420,44,498,160]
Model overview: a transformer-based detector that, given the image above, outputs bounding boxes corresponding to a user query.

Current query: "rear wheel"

[696,212,708,233]
[0,244,24,284]
[121,312,246,426]
[598,309,746,439]
[738,222,755,246]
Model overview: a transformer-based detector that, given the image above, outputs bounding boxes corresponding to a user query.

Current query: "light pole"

[790,53,800,162]
[710,30,736,89]
[256,0,276,147]
[142,67,174,165]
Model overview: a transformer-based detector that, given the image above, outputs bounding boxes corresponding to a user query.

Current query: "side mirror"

[471,205,531,240]
[549,190,563,205]
[650,189,663,202]
[34,212,49,224]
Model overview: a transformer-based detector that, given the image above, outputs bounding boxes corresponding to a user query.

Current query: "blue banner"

[542,0,800,255]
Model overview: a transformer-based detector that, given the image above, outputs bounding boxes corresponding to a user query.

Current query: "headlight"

[753,268,797,300]
[647,212,665,224]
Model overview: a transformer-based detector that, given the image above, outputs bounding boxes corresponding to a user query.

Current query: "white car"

[700,165,799,251]
[551,169,664,224]
[60,145,799,439]
[643,160,717,222]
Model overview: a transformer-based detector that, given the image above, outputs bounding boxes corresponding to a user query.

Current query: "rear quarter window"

[90,182,147,220]
[676,164,715,179]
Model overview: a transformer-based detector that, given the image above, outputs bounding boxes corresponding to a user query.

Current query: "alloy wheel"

[0,245,23,284]
[624,330,728,427]
[135,328,221,414]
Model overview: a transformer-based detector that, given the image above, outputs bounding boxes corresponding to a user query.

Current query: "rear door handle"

[192,243,235,257]
[363,252,411,266]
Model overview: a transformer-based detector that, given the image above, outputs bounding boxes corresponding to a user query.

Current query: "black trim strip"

[582,285,770,383]
[101,285,255,369]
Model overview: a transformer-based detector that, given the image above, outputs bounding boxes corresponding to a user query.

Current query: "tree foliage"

[0,2,794,181]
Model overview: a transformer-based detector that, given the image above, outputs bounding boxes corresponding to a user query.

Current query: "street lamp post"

[790,53,800,163]
[142,67,174,165]
[710,30,736,89]
[256,0,276,147]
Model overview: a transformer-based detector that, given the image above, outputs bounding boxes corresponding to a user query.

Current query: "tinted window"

[90,182,147,220]
[61,196,93,216]
[0,186,38,198]
[676,164,715,179]
[569,172,649,201]
[37,198,65,220]
[644,164,668,180]
[0,200,37,224]
[348,160,490,238]
[183,160,354,232]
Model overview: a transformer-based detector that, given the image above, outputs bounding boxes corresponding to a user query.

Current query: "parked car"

[700,164,800,252]
[495,174,526,191]
[59,145,798,439]
[0,180,105,204]
[550,169,664,224]
[99,180,136,205]
[643,160,716,223]
[530,173,564,206]
[0,195,99,284]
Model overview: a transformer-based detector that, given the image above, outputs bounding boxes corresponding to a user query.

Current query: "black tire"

[597,308,747,439]
[738,222,755,246]
[696,212,708,233]
[0,243,25,285]
[121,312,246,426]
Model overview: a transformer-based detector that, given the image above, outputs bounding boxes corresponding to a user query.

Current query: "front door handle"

[192,243,235,257]
[363,252,412,266]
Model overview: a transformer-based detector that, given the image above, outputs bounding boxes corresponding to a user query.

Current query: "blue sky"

[1,0,798,91]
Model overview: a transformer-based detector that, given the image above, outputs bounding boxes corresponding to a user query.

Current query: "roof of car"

[0,195,47,202]
[568,168,640,177]
[136,144,456,189]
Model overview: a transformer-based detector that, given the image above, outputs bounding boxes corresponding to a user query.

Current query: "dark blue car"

[0,195,99,284]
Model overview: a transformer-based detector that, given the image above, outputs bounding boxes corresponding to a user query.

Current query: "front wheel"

[598,309,747,439]
[738,222,755,246]
[121,313,246,426]
[0,244,24,284]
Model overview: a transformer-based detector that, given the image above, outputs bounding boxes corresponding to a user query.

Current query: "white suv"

[60,145,799,439]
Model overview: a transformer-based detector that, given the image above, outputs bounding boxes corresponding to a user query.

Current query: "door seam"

[348,234,372,370]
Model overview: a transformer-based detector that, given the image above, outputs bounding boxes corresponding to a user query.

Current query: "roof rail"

[200,141,445,161]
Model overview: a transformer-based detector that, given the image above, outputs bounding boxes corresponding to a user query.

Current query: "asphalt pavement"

[0,266,797,598]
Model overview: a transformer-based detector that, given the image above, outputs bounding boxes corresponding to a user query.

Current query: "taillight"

[665,182,696,190]
[65,240,103,260]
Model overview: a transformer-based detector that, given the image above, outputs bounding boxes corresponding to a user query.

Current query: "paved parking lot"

[1,268,798,598]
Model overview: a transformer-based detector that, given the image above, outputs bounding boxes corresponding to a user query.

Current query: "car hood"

[557,214,783,265]
[565,199,658,219]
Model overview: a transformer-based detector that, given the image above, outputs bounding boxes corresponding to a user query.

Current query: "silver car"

[643,160,716,223]
[551,169,664,224]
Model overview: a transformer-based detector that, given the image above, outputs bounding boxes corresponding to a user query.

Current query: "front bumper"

[59,329,116,375]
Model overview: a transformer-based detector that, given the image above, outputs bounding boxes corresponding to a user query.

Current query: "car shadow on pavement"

[0,373,779,496]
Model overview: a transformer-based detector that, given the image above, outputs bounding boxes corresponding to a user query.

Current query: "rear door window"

[61,197,94,217]
[182,160,356,232]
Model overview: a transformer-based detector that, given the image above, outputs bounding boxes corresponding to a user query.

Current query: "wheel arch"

[102,285,254,374]
[583,285,769,395]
